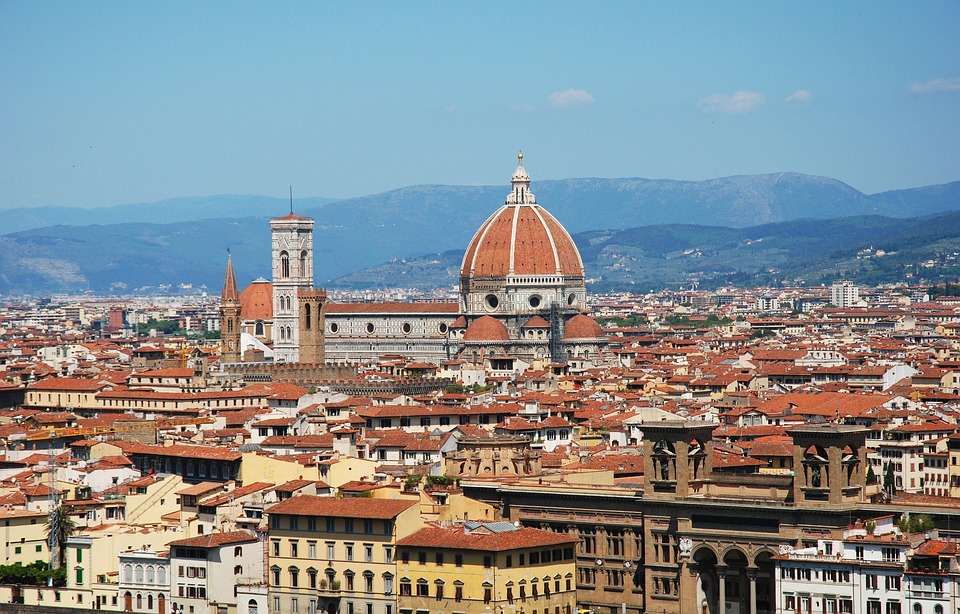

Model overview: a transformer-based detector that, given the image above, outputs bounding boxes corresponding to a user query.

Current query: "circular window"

[485,294,499,310]
[329,322,339,334]
[568,294,577,306]
[365,323,375,334]
[529,295,542,308]
[438,323,448,334]
[401,322,412,335]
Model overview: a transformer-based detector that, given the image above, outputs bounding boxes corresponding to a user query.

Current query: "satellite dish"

[624,561,632,568]
[595,559,604,566]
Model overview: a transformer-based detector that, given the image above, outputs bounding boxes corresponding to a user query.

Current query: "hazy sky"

[1,2,958,209]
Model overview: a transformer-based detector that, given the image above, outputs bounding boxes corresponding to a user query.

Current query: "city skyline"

[2,1,959,210]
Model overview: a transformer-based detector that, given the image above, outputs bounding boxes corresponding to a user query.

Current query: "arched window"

[300,250,308,276]
[157,567,166,585]
[136,594,142,610]
[147,594,153,610]
[255,321,264,336]
[146,566,155,583]
[280,251,290,278]
[249,599,259,614]
[135,565,144,583]
[123,565,133,583]
[305,304,312,329]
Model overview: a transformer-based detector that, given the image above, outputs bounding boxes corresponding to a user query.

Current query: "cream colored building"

[266,496,422,614]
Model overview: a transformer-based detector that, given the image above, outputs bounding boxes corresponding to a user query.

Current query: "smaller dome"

[240,278,273,321]
[563,314,605,340]
[463,316,510,342]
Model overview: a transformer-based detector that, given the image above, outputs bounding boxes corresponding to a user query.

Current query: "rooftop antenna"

[289,186,294,215]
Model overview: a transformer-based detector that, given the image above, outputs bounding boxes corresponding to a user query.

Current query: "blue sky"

[1,1,958,209]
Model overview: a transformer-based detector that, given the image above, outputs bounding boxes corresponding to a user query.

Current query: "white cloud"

[785,90,812,105]
[910,77,960,93]
[698,90,766,114]
[547,88,595,109]
[509,102,536,113]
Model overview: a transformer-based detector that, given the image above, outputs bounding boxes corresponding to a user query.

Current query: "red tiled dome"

[240,278,273,321]
[563,314,605,340]
[463,316,510,342]
[460,156,583,279]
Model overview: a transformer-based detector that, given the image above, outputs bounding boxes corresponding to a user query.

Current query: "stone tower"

[789,423,868,506]
[270,200,315,364]
[219,252,242,364]
[298,289,327,365]
[641,421,716,500]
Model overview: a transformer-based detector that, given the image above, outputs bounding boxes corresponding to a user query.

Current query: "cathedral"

[220,154,608,367]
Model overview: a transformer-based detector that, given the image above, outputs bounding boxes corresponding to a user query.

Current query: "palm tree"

[44,504,77,568]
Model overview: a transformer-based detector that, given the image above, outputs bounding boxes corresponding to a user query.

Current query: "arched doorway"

[158,594,165,614]
[721,549,749,614]
[691,547,719,614]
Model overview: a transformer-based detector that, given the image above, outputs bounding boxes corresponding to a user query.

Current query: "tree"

[882,462,896,499]
[865,465,877,485]
[45,505,77,568]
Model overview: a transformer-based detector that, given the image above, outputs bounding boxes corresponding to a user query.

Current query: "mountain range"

[1,173,958,295]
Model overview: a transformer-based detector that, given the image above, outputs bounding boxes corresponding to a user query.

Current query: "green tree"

[45,505,77,568]
[865,465,877,485]
[882,462,896,499]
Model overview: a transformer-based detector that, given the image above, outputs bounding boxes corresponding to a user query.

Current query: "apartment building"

[265,496,421,614]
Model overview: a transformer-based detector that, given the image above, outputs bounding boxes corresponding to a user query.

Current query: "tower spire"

[289,185,294,215]
[221,250,240,303]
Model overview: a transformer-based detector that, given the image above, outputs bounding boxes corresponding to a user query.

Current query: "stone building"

[455,422,942,614]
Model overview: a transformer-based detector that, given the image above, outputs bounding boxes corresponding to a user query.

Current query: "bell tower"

[790,424,868,507]
[219,251,241,364]
[271,190,314,363]
[641,421,716,500]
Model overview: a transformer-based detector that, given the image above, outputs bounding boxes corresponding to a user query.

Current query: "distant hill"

[1,195,337,235]
[333,211,960,292]
[1,173,958,294]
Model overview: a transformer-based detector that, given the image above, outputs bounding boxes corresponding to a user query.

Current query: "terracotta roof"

[564,314,605,339]
[267,495,417,519]
[463,316,509,342]
[460,169,584,278]
[240,278,273,321]
[167,530,258,549]
[397,525,577,552]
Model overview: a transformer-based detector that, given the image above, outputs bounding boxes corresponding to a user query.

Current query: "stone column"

[716,566,727,614]
[747,568,758,614]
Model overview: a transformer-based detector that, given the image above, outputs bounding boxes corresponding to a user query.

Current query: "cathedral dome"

[460,155,584,280]
[463,315,510,342]
[563,313,605,340]
[240,278,273,321]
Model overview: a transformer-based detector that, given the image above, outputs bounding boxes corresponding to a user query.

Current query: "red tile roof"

[397,525,577,552]
[267,495,417,519]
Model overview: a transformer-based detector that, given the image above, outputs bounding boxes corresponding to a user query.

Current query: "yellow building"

[0,509,48,566]
[266,495,422,614]
[395,521,578,614]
